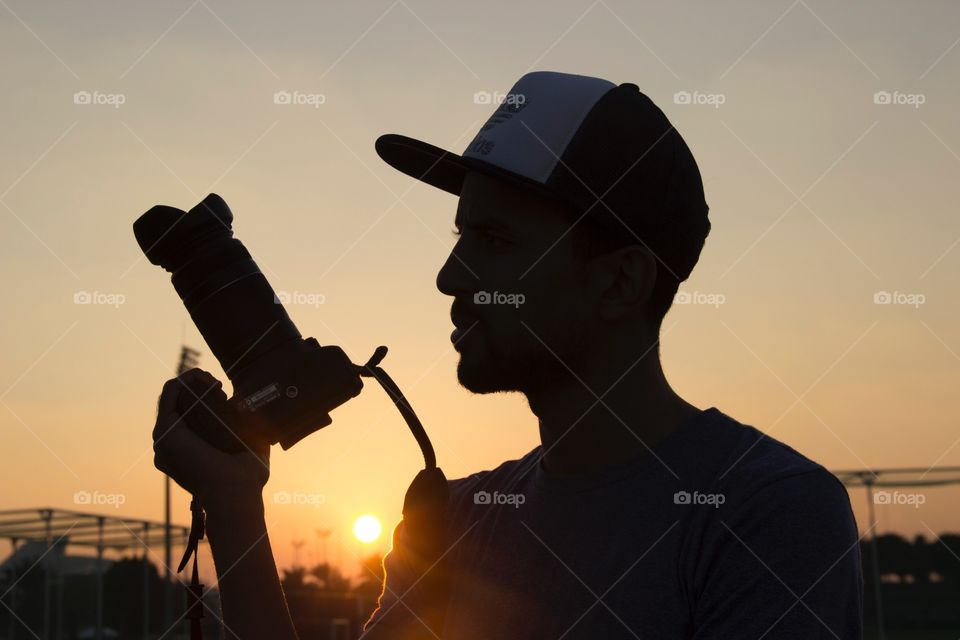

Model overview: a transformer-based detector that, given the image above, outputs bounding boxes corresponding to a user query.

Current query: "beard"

[455,313,595,396]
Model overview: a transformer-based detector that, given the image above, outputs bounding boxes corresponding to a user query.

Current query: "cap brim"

[375,133,569,206]
[375,134,472,197]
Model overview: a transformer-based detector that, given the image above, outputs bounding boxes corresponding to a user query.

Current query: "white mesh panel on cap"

[461,71,616,185]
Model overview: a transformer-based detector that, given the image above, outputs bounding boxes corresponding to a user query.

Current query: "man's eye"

[451,227,507,248]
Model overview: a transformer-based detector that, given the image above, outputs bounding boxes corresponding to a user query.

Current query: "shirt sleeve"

[361,471,475,638]
[360,518,433,639]
[690,468,864,639]
[360,501,453,640]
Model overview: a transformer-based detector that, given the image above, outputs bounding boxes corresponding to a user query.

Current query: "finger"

[157,378,182,420]
[178,367,221,389]
[154,379,187,444]
[175,369,225,410]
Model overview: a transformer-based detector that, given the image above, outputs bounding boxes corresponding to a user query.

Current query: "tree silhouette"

[309,562,351,592]
[281,561,352,594]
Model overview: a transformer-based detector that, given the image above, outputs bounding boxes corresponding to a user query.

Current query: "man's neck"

[527,356,701,476]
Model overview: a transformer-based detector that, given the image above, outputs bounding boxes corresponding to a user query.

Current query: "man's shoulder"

[689,408,853,522]
[439,408,848,497]
[438,408,852,510]
[682,411,863,637]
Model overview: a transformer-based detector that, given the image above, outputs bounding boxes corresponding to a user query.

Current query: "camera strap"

[359,346,451,637]
[356,346,438,469]
[174,345,447,639]
[177,498,205,640]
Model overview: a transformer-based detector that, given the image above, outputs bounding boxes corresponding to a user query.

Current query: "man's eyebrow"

[454,204,516,233]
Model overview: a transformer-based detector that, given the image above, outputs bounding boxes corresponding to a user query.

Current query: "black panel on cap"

[544,83,710,283]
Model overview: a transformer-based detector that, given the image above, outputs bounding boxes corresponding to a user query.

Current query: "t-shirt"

[362,406,864,639]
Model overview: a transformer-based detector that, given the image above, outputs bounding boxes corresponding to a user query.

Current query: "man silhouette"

[363,71,864,638]
[153,71,863,639]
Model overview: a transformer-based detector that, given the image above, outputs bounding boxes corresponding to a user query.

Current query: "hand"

[153,368,270,512]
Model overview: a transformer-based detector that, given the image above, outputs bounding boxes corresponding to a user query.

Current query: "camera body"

[134,193,363,452]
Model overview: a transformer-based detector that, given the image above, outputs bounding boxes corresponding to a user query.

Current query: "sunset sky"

[1,0,959,582]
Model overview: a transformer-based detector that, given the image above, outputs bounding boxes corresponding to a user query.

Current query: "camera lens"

[133,193,301,377]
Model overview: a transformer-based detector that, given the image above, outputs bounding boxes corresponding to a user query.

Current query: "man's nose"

[436,247,476,297]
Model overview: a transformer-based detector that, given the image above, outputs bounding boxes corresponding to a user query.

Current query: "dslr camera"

[133,193,363,452]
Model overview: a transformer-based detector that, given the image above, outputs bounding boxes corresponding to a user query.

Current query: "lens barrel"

[134,193,301,378]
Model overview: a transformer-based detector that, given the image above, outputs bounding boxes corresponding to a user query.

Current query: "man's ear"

[593,245,658,322]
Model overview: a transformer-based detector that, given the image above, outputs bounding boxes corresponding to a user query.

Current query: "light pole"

[165,345,200,630]
[292,539,306,571]
[316,528,331,584]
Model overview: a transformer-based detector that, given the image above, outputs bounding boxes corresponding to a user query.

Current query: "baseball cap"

[375,70,710,283]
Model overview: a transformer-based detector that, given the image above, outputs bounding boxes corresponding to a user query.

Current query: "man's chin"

[455,355,523,394]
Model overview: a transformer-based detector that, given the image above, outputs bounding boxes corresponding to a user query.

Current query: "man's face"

[436,171,599,395]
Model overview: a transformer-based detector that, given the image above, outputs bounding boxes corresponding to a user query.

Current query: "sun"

[353,515,382,543]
